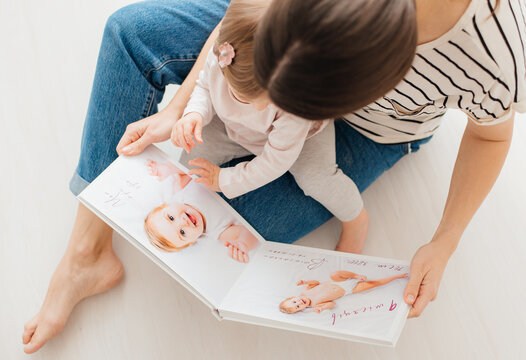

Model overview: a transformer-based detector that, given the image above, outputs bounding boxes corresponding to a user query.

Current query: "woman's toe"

[22,315,38,344]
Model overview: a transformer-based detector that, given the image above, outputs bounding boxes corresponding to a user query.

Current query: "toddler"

[280,271,408,314]
[173,0,366,252]
[143,159,259,263]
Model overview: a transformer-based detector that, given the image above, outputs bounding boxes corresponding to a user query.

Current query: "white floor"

[2,1,526,359]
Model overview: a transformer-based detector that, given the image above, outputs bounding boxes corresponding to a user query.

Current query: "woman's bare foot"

[335,207,370,254]
[22,204,124,354]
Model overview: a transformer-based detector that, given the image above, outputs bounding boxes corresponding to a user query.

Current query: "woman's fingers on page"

[117,122,144,154]
[124,135,150,156]
[405,262,439,318]
[118,124,150,156]
[408,289,434,318]
[404,265,424,308]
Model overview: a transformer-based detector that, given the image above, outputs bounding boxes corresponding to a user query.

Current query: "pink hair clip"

[218,42,235,68]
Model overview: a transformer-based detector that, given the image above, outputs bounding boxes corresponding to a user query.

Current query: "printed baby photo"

[220,243,409,341]
[79,146,263,307]
[279,271,407,315]
[144,158,259,263]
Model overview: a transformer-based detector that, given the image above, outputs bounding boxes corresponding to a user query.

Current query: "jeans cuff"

[69,171,91,196]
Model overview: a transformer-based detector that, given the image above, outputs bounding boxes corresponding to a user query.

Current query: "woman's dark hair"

[254,0,418,120]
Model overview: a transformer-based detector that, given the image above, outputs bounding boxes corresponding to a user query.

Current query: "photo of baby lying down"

[144,159,259,263]
[280,271,408,314]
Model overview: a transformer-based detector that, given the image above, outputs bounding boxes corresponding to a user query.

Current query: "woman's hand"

[116,106,181,156]
[171,112,204,153]
[404,239,452,318]
[188,158,221,192]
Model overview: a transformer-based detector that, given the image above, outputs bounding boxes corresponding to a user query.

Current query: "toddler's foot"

[335,207,369,254]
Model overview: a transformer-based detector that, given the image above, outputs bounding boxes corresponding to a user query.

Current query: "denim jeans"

[70,0,432,244]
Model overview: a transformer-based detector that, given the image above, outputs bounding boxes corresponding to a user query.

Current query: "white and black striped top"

[344,0,526,144]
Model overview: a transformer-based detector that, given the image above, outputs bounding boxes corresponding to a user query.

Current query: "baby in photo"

[143,159,259,263]
[280,271,408,314]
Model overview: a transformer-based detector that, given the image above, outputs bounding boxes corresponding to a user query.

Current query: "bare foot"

[22,204,124,354]
[335,207,370,254]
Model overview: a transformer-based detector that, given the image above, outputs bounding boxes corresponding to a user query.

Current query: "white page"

[219,242,410,345]
[78,146,264,309]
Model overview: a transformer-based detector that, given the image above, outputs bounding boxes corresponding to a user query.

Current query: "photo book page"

[219,242,410,345]
[78,146,265,309]
[79,145,410,346]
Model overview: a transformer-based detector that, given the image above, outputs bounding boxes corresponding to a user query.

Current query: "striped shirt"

[344,0,526,144]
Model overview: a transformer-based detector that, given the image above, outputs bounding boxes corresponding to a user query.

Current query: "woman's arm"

[116,22,221,156]
[404,115,514,318]
[165,23,221,116]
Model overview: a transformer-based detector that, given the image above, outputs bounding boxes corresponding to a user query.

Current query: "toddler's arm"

[219,115,314,198]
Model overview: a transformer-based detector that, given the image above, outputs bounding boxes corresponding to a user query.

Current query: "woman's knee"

[105,3,146,43]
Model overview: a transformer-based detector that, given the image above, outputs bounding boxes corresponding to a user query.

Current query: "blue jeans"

[70,0,431,244]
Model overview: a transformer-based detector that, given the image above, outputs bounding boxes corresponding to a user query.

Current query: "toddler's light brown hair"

[213,0,269,100]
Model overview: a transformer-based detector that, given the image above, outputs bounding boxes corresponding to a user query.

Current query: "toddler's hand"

[171,112,203,153]
[188,158,221,192]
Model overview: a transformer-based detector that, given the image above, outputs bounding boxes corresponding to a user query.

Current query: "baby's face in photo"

[283,297,309,313]
[149,203,205,248]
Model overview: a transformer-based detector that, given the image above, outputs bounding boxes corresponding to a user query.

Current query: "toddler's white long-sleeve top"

[183,49,327,199]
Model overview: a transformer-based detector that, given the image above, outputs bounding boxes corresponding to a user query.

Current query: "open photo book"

[78,145,411,346]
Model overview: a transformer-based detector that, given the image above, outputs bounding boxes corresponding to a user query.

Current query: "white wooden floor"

[2,1,526,359]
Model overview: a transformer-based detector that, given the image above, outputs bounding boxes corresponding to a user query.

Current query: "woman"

[22,0,525,353]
